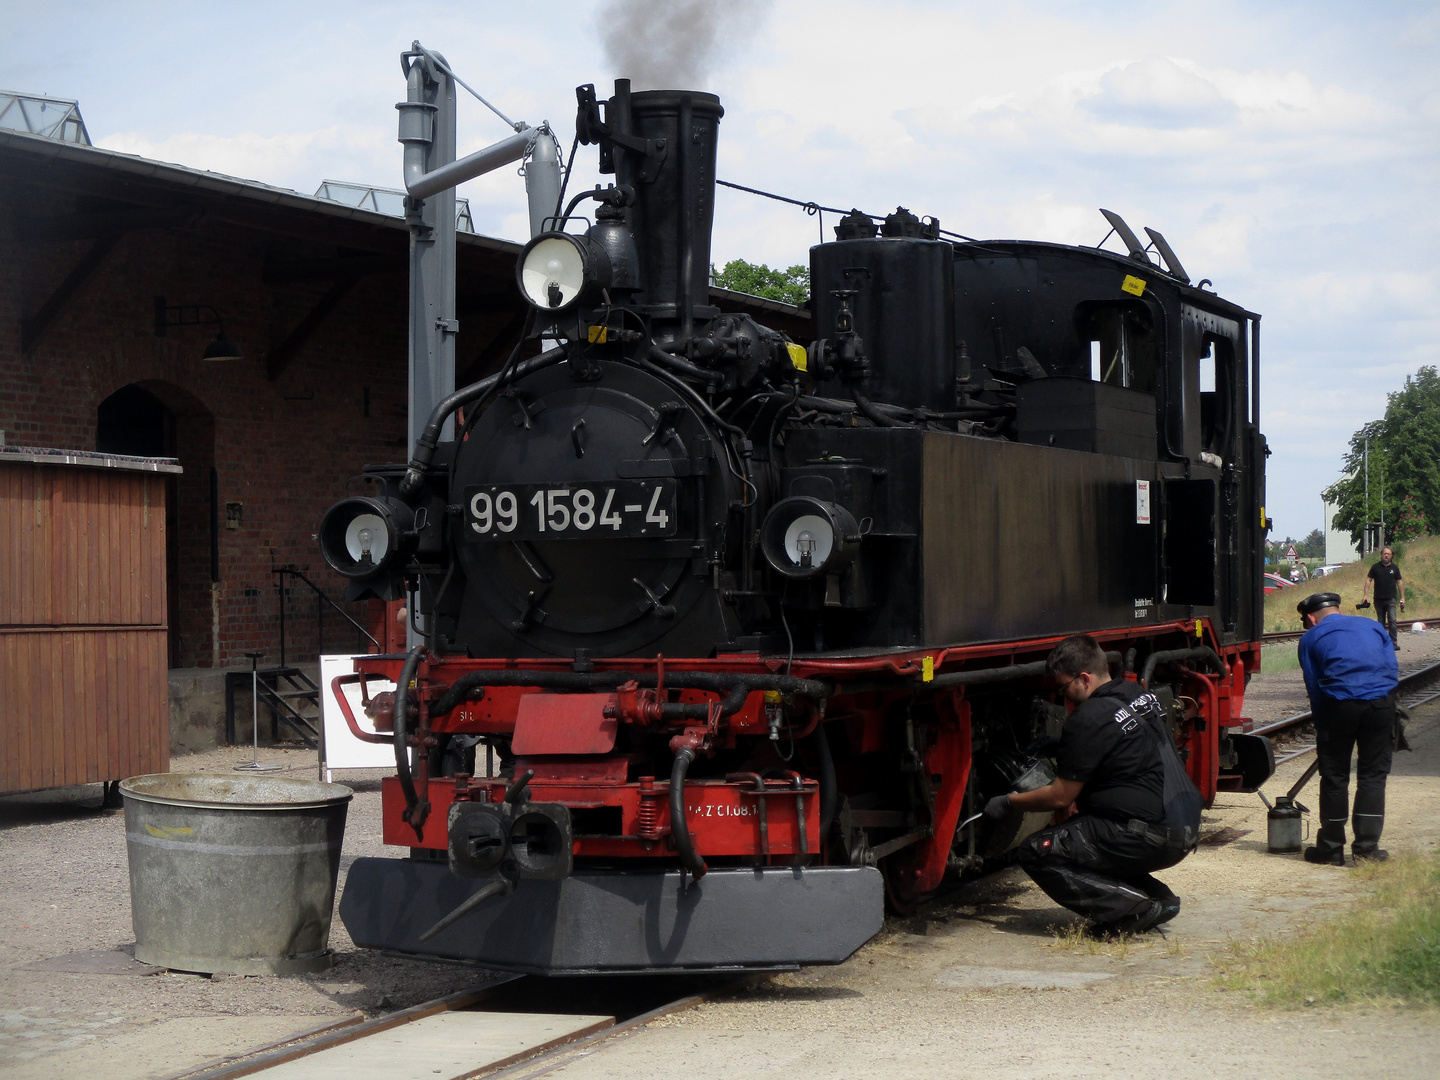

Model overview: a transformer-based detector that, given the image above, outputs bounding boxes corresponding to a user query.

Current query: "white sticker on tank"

[1136,479,1151,524]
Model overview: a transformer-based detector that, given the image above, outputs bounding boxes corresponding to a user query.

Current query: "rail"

[273,563,379,666]
[1262,612,1438,645]
[163,974,753,1080]
[1249,655,1440,764]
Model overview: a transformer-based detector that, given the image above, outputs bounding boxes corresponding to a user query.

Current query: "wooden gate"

[1,448,178,793]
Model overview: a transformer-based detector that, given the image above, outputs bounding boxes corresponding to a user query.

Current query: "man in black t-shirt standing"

[982,634,1191,936]
[1363,547,1405,649]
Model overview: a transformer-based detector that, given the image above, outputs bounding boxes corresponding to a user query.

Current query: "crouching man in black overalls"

[983,634,1202,936]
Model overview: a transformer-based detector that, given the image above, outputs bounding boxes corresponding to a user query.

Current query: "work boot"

[1088,899,1165,939]
[1304,846,1345,866]
[1352,848,1390,863]
[1154,897,1182,926]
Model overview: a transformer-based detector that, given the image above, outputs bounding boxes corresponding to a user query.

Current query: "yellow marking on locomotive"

[786,342,808,372]
[922,656,935,682]
[1121,275,1147,297]
[587,325,609,344]
[1195,619,1203,639]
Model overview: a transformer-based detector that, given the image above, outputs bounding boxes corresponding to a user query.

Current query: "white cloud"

[1082,57,1238,130]
[97,127,394,196]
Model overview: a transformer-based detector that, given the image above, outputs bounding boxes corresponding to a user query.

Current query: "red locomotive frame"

[335,616,1258,902]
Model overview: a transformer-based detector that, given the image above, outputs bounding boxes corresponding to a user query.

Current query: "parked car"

[1264,572,1295,593]
[1313,564,1343,577]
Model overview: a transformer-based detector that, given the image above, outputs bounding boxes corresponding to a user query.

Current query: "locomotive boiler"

[322,79,1275,974]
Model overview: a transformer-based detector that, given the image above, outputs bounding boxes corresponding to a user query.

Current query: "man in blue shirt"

[1296,592,1399,864]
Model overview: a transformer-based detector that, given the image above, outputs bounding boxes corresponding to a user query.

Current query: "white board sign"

[1136,480,1151,525]
[320,654,396,780]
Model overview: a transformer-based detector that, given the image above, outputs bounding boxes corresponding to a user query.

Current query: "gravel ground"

[0,750,502,1080]
[2,639,1437,1080]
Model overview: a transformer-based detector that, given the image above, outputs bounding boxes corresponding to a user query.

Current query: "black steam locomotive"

[321,80,1273,975]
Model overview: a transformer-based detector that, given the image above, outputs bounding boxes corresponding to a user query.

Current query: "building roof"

[315,179,475,234]
[0,91,90,145]
[0,445,182,474]
[0,127,809,337]
[0,127,516,258]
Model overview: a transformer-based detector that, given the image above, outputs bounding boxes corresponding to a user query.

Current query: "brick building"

[0,118,807,704]
[1,125,531,677]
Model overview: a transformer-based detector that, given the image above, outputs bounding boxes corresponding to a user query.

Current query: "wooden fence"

[1,448,178,793]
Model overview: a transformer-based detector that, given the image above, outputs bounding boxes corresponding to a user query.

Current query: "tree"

[712,259,809,306]
[1296,528,1325,559]
[1325,365,1440,546]
[1392,494,1427,542]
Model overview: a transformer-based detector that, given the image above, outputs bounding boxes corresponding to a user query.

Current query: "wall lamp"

[154,296,244,361]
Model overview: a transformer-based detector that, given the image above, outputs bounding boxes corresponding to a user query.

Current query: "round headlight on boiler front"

[319,496,409,579]
[516,232,609,312]
[760,496,861,579]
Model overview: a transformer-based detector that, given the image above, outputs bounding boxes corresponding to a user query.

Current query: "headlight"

[760,496,860,579]
[318,496,411,578]
[516,232,609,312]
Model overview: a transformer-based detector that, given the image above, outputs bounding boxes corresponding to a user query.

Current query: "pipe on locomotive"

[830,651,1123,696]
[426,669,830,720]
[1139,646,1229,687]
[797,395,1010,422]
[399,346,567,498]
[392,645,426,826]
[670,748,707,879]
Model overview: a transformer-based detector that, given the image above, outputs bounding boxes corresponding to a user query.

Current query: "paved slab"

[20,948,161,976]
[252,1011,613,1079]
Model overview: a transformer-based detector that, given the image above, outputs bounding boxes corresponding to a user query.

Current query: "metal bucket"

[120,773,352,975]
[1267,800,1305,853]
[986,758,1058,855]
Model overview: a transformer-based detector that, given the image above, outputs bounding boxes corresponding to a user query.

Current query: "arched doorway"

[97,383,215,668]
[97,385,175,458]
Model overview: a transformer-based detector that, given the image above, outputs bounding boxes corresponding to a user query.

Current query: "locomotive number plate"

[464,481,678,540]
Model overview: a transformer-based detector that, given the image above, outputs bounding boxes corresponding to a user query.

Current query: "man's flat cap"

[1297,592,1342,617]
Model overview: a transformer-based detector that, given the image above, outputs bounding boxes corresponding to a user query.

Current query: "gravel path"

[2,651,1437,1080]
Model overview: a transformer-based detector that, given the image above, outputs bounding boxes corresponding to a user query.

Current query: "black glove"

[982,794,1013,822]
[1356,599,1371,610]
[1026,735,1063,757]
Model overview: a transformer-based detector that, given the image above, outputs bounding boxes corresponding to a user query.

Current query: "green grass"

[1264,535,1440,635]
[1252,640,1300,679]
[1214,851,1440,1007]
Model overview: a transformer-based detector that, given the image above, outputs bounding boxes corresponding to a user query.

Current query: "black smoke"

[598,0,770,89]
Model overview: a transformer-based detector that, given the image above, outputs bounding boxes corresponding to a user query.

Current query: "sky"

[4,0,1438,541]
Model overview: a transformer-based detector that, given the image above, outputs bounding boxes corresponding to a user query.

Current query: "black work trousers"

[1018,815,1186,927]
[1374,598,1400,644]
[1313,694,1396,857]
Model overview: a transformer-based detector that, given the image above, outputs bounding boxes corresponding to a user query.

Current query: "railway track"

[1249,654,1440,765]
[1262,613,1438,645]
[166,973,748,1080]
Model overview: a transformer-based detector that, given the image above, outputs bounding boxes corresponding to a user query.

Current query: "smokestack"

[604,81,723,342]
